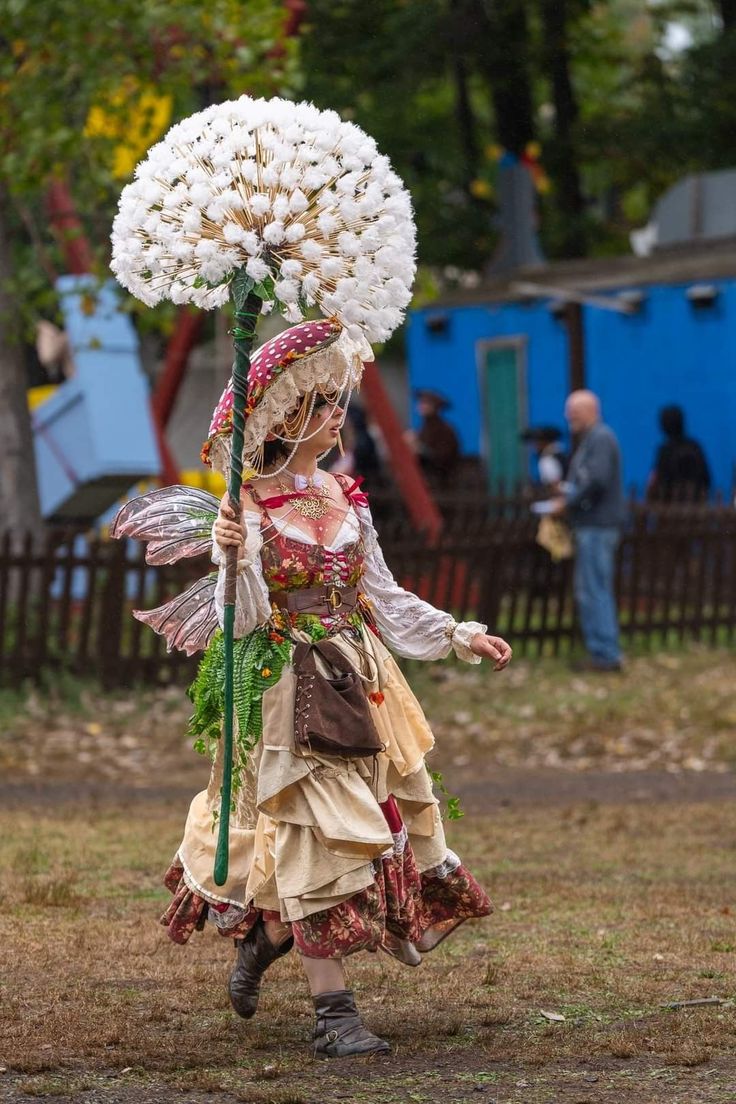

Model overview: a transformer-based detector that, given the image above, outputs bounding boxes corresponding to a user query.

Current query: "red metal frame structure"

[360,362,443,539]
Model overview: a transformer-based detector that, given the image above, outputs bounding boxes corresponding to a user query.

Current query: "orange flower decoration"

[261,667,272,679]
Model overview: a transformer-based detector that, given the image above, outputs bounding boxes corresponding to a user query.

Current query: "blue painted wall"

[584,281,736,497]
[409,278,736,496]
[407,301,568,453]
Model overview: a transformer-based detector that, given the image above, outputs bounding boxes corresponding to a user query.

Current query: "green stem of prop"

[214,286,263,887]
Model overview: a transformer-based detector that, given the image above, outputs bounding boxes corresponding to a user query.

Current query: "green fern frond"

[188,624,293,763]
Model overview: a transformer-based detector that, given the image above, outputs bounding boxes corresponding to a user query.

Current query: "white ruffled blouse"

[212,501,487,664]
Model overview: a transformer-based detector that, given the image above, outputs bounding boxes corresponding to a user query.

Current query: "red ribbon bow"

[342,477,369,508]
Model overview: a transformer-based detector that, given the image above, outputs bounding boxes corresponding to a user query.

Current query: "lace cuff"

[447,620,488,665]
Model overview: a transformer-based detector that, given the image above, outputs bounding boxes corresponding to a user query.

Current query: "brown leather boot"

[312,989,391,1059]
[228,920,293,1019]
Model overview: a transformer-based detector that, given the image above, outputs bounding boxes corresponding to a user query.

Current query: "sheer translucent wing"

[111,485,219,565]
[134,574,219,656]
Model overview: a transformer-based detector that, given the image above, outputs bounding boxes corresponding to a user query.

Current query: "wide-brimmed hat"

[202,318,372,475]
[414,388,451,411]
[520,425,563,444]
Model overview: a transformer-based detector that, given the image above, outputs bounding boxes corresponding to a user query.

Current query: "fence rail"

[2,498,736,687]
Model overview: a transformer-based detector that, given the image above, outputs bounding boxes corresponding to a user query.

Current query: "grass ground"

[3,645,736,786]
[1,648,736,1103]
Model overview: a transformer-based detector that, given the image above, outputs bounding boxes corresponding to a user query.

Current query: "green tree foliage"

[0,0,298,533]
[301,0,732,267]
[0,0,299,331]
[299,0,496,270]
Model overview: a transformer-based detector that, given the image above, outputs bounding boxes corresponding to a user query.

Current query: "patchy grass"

[2,647,736,788]
[1,801,736,1102]
[408,644,736,773]
[2,646,736,1100]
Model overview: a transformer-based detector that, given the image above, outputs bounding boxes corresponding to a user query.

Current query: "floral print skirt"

[161,795,492,957]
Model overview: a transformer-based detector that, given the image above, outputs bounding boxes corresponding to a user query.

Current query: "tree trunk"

[719,0,736,31]
[448,0,480,190]
[0,193,45,543]
[539,0,587,256]
[472,0,536,155]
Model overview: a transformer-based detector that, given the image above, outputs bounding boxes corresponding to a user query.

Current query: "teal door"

[482,341,526,491]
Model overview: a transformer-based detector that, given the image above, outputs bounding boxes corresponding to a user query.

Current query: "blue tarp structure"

[32,275,160,522]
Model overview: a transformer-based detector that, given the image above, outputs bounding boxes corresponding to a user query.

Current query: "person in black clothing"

[347,405,382,484]
[520,426,568,489]
[647,405,711,502]
[407,389,460,484]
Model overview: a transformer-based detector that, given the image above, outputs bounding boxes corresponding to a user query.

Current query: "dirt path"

[3,765,736,815]
[2,1054,736,1104]
[3,653,736,1104]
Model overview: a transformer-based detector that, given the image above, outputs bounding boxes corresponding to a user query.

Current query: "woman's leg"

[300,954,347,995]
[300,954,390,1059]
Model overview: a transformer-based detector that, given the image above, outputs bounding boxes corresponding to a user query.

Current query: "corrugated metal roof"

[428,236,736,308]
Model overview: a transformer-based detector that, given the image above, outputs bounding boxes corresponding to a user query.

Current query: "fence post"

[476,536,504,632]
[97,538,127,688]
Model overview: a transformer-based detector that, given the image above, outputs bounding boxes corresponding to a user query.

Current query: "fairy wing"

[111,485,219,564]
[134,574,219,656]
[112,485,221,654]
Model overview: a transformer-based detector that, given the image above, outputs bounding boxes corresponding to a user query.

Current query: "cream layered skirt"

[162,624,492,956]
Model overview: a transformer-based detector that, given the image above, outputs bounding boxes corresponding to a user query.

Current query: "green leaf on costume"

[252,276,275,301]
[230,266,256,312]
[187,631,227,756]
[187,624,292,789]
[429,768,465,822]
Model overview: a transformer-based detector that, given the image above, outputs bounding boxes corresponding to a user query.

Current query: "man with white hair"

[553,390,625,671]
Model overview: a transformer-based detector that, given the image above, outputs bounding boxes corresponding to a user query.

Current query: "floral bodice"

[260,530,365,594]
[257,521,368,636]
[113,483,487,663]
[210,480,487,661]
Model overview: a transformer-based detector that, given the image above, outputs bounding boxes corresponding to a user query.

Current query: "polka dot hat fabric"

[203,318,342,461]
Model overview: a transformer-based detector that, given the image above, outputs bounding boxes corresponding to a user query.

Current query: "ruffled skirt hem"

[160,833,492,957]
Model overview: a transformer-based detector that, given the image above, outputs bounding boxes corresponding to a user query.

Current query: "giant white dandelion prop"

[111,94,416,885]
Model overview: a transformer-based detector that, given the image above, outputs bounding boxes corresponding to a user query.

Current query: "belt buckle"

[324,585,343,610]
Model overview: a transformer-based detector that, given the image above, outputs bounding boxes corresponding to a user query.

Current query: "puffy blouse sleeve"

[212,511,272,638]
[356,503,487,663]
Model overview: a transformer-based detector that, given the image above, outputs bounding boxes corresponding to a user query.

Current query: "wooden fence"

[2,498,736,687]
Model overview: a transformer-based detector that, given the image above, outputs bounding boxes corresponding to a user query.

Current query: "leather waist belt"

[269,584,359,618]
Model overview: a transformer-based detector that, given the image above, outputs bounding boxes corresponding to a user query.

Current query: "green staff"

[214,274,262,886]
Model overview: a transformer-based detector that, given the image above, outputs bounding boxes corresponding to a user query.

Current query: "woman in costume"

[114,317,512,1059]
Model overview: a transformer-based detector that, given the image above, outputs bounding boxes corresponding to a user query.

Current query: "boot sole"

[314,1043,391,1060]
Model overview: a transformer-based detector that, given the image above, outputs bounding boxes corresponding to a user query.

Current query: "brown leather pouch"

[292,639,383,759]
